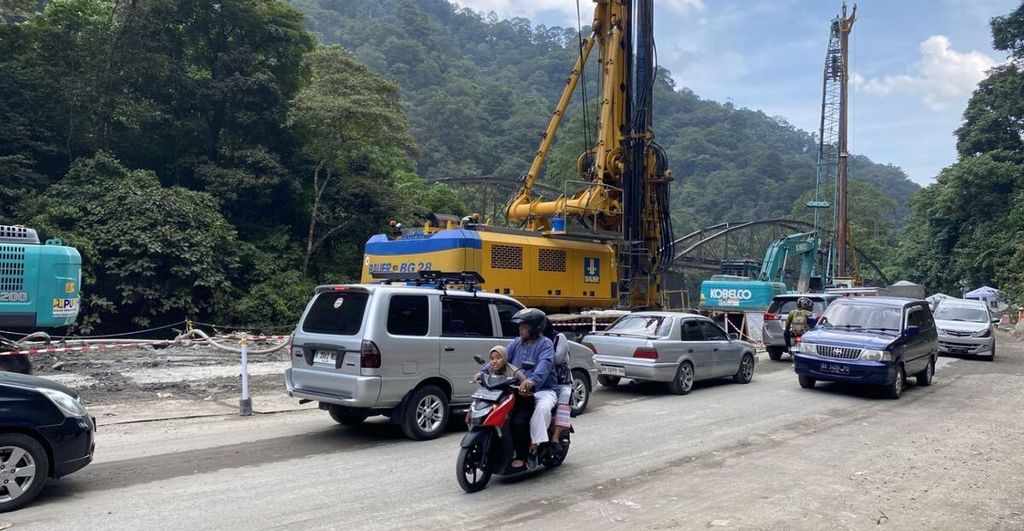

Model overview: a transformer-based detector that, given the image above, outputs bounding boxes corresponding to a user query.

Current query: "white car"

[933,299,997,360]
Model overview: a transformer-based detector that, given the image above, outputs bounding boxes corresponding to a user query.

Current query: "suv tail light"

[583,342,597,354]
[360,340,381,368]
[633,347,658,359]
[765,313,780,321]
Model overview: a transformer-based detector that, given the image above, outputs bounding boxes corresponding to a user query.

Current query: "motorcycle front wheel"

[456,443,492,493]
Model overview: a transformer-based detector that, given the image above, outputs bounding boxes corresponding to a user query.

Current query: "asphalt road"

[6,334,1024,530]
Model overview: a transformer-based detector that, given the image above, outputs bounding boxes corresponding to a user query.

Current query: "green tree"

[29,154,242,332]
[288,46,417,273]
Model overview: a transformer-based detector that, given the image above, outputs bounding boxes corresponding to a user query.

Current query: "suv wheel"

[667,361,694,395]
[570,369,591,416]
[916,357,935,387]
[597,375,620,388]
[798,375,816,389]
[766,347,783,361]
[401,386,449,440]
[886,365,906,399]
[328,405,369,426]
[0,433,50,513]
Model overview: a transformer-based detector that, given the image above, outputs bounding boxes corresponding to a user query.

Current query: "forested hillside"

[1,0,951,336]
[290,0,920,235]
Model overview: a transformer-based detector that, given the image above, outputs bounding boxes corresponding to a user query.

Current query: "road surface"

[6,334,1024,530]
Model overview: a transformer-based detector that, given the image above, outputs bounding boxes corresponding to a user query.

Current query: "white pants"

[530,389,558,446]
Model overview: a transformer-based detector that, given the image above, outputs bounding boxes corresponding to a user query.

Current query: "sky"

[451,0,1020,185]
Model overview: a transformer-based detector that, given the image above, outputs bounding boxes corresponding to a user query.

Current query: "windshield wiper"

[865,327,899,332]
[835,324,863,329]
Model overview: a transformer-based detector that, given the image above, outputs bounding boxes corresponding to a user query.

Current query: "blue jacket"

[505,336,556,390]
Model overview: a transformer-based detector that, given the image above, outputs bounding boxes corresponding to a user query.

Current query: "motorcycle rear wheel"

[456,444,492,493]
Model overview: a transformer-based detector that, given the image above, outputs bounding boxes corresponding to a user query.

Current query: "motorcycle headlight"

[38,388,88,417]
[859,349,892,362]
[973,329,991,338]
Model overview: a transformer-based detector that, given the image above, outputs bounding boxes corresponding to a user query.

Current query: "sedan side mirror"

[729,333,740,341]
[992,317,1000,324]
[473,355,486,365]
[905,325,920,337]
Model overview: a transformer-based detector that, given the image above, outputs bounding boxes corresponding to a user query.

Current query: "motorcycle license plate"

[600,365,626,377]
[313,351,337,365]
[471,388,503,401]
[820,363,850,375]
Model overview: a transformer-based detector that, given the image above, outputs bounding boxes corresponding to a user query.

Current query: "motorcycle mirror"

[521,361,536,370]
[473,355,485,365]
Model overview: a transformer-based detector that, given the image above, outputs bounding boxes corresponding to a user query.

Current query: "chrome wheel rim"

[680,364,693,390]
[572,376,587,410]
[895,369,904,395]
[416,395,444,432]
[741,356,754,381]
[0,445,37,503]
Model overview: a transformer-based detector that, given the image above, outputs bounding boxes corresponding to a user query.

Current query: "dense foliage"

[898,2,1024,303]
[1,0,953,334]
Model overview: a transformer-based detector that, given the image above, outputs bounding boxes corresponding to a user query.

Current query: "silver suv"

[934,298,998,360]
[762,294,839,360]
[285,278,598,440]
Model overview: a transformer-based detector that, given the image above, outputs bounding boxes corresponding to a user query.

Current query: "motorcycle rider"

[503,308,557,470]
[784,296,815,352]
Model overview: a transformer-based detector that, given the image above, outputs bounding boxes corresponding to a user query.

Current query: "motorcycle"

[455,357,571,493]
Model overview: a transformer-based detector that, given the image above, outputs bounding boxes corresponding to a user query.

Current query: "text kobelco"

[709,288,753,300]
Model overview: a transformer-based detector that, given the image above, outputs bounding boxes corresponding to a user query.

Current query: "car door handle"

[687,349,694,353]
[713,348,720,352]
[444,346,455,352]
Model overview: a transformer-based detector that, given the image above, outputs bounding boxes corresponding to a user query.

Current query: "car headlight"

[859,349,892,361]
[797,342,817,354]
[973,329,991,338]
[38,388,88,417]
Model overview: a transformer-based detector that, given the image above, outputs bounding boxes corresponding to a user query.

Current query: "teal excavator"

[699,232,819,312]
[0,225,81,373]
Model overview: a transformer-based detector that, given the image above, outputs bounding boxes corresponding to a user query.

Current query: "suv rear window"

[302,291,369,335]
[388,295,430,336]
[769,298,827,314]
[442,297,494,337]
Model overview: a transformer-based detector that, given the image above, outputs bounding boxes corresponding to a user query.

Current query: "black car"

[0,370,95,512]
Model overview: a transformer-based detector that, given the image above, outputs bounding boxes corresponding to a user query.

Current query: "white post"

[239,337,252,416]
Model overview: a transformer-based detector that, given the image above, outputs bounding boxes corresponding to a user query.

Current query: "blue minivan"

[793,297,939,399]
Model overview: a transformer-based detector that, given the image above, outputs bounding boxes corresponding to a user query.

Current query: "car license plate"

[471,388,503,401]
[820,362,850,375]
[950,347,968,354]
[600,365,626,377]
[313,350,337,365]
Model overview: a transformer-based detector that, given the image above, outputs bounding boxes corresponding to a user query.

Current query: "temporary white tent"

[926,293,954,309]
[965,286,1006,312]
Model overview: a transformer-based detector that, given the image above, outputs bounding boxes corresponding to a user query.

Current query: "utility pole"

[836,3,856,278]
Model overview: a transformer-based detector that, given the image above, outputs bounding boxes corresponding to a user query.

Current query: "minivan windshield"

[933,305,989,323]
[818,302,902,333]
[607,315,670,336]
[302,291,369,335]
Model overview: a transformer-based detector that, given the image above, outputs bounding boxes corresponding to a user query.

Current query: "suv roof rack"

[371,270,485,292]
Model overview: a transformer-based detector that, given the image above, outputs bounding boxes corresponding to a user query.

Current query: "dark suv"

[0,370,95,512]
[792,297,939,399]
[762,294,839,360]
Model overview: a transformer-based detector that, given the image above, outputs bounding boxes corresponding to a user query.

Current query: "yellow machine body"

[361,228,616,311]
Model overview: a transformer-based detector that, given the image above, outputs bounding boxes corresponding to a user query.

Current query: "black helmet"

[797,297,813,311]
[511,308,547,338]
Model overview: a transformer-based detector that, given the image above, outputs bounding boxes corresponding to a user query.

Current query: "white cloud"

[856,35,997,111]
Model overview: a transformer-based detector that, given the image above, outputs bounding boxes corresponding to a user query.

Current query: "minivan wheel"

[0,433,50,513]
[886,365,906,399]
[766,347,783,361]
[733,353,755,384]
[570,369,591,416]
[667,361,694,395]
[916,357,935,387]
[597,375,620,388]
[401,386,449,441]
[328,405,369,426]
